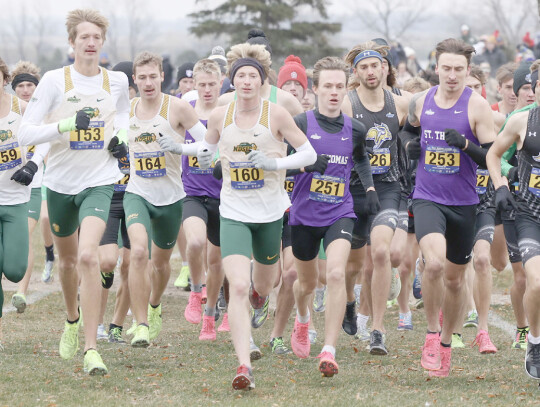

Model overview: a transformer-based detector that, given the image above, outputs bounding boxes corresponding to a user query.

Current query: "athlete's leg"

[41,199,54,247]
[524,257,540,337]
[16,217,38,296]
[473,239,492,332]
[111,248,131,327]
[397,233,418,315]
[183,216,207,288]
[271,246,296,339]
[127,223,151,326]
[490,224,508,271]
[55,233,80,322]
[204,241,223,311]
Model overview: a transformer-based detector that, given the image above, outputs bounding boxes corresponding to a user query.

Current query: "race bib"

[26,145,36,160]
[476,169,489,195]
[70,121,105,150]
[0,142,22,171]
[188,155,214,175]
[134,151,166,178]
[528,167,540,198]
[114,174,130,192]
[229,161,264,189]
[284,176,295,198]
[309,173,345,204]
[370,147,391,174]
[424,145,460,174]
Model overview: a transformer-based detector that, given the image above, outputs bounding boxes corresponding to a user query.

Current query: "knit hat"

[208,46,227,74]
[513,61,533,95]
[277,55,307,92]
[246,29,272,56]
[112,61,136,91]
[177,62,195,82]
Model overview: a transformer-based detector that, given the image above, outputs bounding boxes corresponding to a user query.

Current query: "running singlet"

[126,94,186,206]
[181,100,222,199]
[413,86,479,206]
[0,95,29,205]
[289,111,355,227]
[218,99,289,223]
[516,106,540,217]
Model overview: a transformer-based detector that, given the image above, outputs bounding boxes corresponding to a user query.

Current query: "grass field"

[1,226,540,406]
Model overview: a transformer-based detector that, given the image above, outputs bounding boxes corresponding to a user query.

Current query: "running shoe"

[290,317,310,358]
[412,258,422,299]
[270,337,291,355]
[249,336,262,361]
[354,284,362,306]
[369,330,388,355]
[317,351,339,377]
[199,315,217,341]
[174,265,190,289]
[217,287,227,310]
[11,293,26,313]
[308,329,317,345]
[386,298,398,308]
[397,312,413,330]
[342,302,357,336]
[218,313,230,332]
[131,324,150,348]
[148,304,162,340]
[100,271,114,289]
[42,260,54,283]
[525,342,540,379]
[232,364,255,390]
[126,320,138,336]
[108,326,126,344]
[185,292,203,324]
[463,310,478,328]
[415,298,424,309]
[251,295,270,329]
[451,333,465,348]
[355,325,370,341]
[59,317,81,360]
[249,288,267,309]
[201,285,207,304]
[96,324,108,341]
[387,268,401,301]
[313,287,327,313]
[421,332,441,370]
[429,345,451,377]
[213,304,221,322]
[83,349,108,376]
[512,327,529,350]
[472,330,497,354]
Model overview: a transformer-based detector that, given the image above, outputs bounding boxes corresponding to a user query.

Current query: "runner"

[407,38,495,377]
[491,63,518,116]
[195,43,316,389]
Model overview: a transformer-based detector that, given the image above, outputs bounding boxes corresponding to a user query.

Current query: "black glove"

[304,154,329,175]
[75,110,91,130]
[212,160,223,180]
[406,139,421,159]
[107,136,129,159]
[10,161,38,186]
[495,186,517,212]
[444,128,466,149]
[365,189,381,215]
[507,167,519,184]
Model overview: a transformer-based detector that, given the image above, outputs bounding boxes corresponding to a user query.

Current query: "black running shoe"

[370,330,388,355]
[101,271,114,289]
[525,342,540,378]
[342,302,357,336]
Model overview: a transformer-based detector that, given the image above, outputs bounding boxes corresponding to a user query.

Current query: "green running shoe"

[451,333,465,348]
[270,337,291,355]
[313,287,327,313]
[100,271,114,289]
[148,304,162,340]
[174,265,190,289]
[11,293,26,313]
[512,327,529,350]
[108,326,126,344]
[463,310,478,328]
[250,295,270,329]
[131,324,150,348]
[83,349,108,376]
[126,320,138,336]
[59,317,81,360]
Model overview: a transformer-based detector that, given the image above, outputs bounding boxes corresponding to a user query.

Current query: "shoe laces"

[272,337,284,350]
[295,321,310,345]
[372,330,383,344]
[424,335,440,352]
[345,303,355,320]
[316,351,334,360]
[110,327,122,340]
[517,328,529,343]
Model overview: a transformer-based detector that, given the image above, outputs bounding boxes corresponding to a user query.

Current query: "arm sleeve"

[398,118,421,146]
[275,140,317,170]
[29,143,51,166]
[353,152,375,190]
[181,141,201,156]
[501,142,517,177]
[113,74,130,137]
[461,141,492,168]
[186,121,207,142]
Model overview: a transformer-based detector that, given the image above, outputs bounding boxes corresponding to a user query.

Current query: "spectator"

[161,54,174,92]
[460,24,476,45]
[483,36,506,77]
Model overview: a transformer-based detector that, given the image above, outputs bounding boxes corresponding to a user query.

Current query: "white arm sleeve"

[30,143,51,166]
[112,72,130,135]
[275,140,316,170]
[187,121,207,142]
[198,139,218,154]
[181,141,201,156]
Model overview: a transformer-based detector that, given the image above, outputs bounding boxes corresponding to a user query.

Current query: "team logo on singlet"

[134,132,157,144]
[67,96,81,103]
[130,124,140,130]
[233,142,258,154]
[80,107,100,118]
[366,123,392,148]
[533,152,540,162]
[0,130,13,142]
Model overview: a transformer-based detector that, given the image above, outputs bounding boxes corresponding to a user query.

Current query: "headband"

[531,70,539,94]
[230,58,266,85]
[353,50,383,67]
[11,73,39,90]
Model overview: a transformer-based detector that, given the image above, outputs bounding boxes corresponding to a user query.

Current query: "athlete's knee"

[445,271,465,292]
[59,255,77,273]
[473,252,491,275]
[229,278,250,298]
[326,267,345,286]
[130,245,148,266]
[78,248,99,271]
[390,247,402,268]
[281,267,298,288]
[491,254,507,272]
[100,256,117,273]
[372,244,389,267]
[3,260,27,283]
[187,236,206,256]
[423,258,444,280]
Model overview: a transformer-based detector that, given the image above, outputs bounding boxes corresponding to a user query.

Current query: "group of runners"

[1,8,540,390]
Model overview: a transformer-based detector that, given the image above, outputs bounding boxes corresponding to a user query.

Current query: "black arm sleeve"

[462,141,492,168]
[286,168,302,176]
[399,118,421,146]
[353,153,375,190]
[351,119,374,189]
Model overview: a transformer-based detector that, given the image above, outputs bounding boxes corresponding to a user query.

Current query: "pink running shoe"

[185,292,202,324]
[199,315,216,341]
[232,364,255,390]
[317,351,339,377]
[218,313,230,332]
[290,317,310,358]
[429,345,452,377]
[201,286,207,304]
[421,332,441,370]
[472,329,497,354]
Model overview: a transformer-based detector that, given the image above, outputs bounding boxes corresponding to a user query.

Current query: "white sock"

[315,286,325,294]
[321,345,336,356]
[528,333,540,345]
[297,310,310,324]
[357,313,369,328]
[354,283,362,292]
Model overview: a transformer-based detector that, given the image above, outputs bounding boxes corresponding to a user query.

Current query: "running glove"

[507,167,519,184]
[365,189,381,215]
[444,128,466,149]
[108,134,128,159]
[247,150,277,170]
[495,185,517,212]
[58,110,90,133]
[213,161,223,180]
[405,139,421,159]
[304,154,329,175]
[197,147,214,169]
[10,161,38,186]
[158,132,182,155]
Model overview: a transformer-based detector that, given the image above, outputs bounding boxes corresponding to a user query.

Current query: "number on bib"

[284,176,295,198]
[114,174,130,192]
[69,121,105,150]
[528,167,540,198]
[0,142,22,171]
[424,145,460,174]
[369,147,391,174]
[188,155,214,175]
[476,169,489,195]
[309,173,345,204]
[134,151,166,178]
[229,161,264,189]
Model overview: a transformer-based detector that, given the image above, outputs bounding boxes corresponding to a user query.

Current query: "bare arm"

[470,93,496,144]
[217,91,235,106]
[276,88,304,116]
[394,93,409,126]
[341,94,353,117]
[407,90,427,127]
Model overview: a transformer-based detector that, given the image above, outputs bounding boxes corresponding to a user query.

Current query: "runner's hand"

[304,154,329,175]
[405,139,421,159]
[365,189,381,215]
[197,146,213,169]
[10,161,38,186]
[444,128,466,149]
[158,132,182,155]
[212,161,223,180]
[107,136,128,159]
[495,185,518,212]
[247,150,277,170]
[58,110,90,133]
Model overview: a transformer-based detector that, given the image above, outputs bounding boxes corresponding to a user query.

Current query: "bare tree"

[34,6,50,65]
[482,0,535,47]
[8,2,30,60]
[126,0,155,60]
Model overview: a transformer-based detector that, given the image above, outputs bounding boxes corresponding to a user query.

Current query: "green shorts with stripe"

[123,192,183,253]
[27,187,42,221]
[220,216,283,265]
[47,185,114,237]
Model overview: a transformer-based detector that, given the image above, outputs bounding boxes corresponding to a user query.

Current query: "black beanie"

[247,29,272,56]
[112,61,136,90]
[513,61,533,95]
[177,62,195,82]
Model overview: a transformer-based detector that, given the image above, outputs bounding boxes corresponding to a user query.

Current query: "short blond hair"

[344,41,389,68]
[530,59,540,74]
[193,59,221,80]
[402,77,430,94]
[133,51,163,75]
[11,61,41,81]
[0,57,10,83]
[66,9,109,43]
[312,57,349,88]
[226,44,271,79]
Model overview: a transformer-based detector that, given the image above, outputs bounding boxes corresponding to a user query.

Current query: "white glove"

[197,145,214,169]
[158,133,182,155]
[247,150,277,171]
